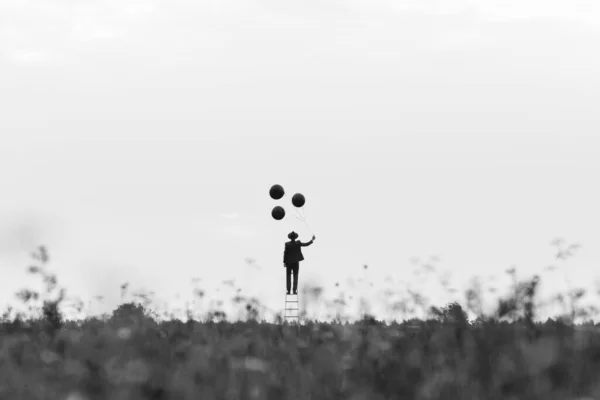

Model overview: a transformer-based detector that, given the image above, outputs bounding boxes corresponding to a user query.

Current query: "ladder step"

[284,293,300,323]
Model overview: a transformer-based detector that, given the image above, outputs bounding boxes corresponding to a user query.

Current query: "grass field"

[1,246,600,400]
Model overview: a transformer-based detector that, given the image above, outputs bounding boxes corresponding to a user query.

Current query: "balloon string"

[300,210,311,234]
[294,207,313,236]
[304,220,314,236]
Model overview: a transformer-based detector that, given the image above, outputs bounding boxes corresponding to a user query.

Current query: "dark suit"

[283,239,313,293]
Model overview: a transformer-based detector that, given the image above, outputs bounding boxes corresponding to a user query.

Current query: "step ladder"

[284,293,299,324]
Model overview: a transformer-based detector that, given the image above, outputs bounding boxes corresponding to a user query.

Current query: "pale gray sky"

[1,0,600,321]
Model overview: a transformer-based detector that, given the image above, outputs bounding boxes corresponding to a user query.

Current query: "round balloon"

[292,193,305,208]
[269,184,285,200]
[271,206,285,220]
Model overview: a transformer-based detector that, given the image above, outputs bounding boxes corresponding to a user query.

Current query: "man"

[283,231,316,295]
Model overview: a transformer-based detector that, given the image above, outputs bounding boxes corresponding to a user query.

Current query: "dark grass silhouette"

[2,245,600,400]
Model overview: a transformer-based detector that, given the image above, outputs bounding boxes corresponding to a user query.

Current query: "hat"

[288,231,298,240]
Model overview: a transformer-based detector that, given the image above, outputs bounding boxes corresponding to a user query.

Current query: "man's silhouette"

[283,231,315,295]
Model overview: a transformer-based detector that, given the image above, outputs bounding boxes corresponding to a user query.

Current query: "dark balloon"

[292,193,305,208]
[269,184,285,200]
[272,206,286,220]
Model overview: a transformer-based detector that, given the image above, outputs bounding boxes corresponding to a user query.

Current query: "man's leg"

[292,263,299,293]
[286,266,292,293]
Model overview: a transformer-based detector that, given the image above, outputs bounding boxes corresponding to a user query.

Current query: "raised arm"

[300,235,316,247]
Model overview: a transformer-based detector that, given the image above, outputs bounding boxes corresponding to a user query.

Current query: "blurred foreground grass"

[1,245,600,400]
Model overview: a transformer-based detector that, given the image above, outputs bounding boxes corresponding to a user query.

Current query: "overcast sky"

[1,0,600,321]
